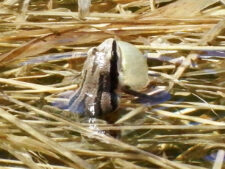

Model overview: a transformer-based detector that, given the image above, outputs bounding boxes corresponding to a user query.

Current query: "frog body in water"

[68,39,120,117]
[67,38,169,117]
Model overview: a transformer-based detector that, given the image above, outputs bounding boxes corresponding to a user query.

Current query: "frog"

[67,38,170,117]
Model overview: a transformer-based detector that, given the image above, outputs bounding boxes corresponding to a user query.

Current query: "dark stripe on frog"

[69,40,119,117]
[109,40,119,111]
[94,40,119,116]
[94,72,116,116]
[91,48,98,74]
[93,74,104,116]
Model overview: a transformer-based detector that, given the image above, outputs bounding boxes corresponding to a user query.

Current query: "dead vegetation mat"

[0,0,225,169]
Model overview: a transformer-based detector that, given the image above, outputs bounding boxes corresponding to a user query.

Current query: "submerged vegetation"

[0,0,225,168]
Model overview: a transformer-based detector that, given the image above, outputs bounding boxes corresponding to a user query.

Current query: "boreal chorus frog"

[68,38,152,117]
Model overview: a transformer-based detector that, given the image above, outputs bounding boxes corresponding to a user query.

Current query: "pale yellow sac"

[117,41,150,91]
[78,0,91,19]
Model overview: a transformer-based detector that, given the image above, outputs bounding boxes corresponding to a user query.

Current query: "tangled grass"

[0,0,225,168]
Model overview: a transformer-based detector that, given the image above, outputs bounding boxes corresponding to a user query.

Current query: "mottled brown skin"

[68,39,171,118]
[68,39,119,117]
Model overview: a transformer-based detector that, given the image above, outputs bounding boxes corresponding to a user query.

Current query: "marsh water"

[0,0,225,169]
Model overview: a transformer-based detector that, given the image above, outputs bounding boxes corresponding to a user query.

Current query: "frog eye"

[117,41,149,91]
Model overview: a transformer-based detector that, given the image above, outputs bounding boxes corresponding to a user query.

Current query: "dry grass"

[0,0,225,168]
